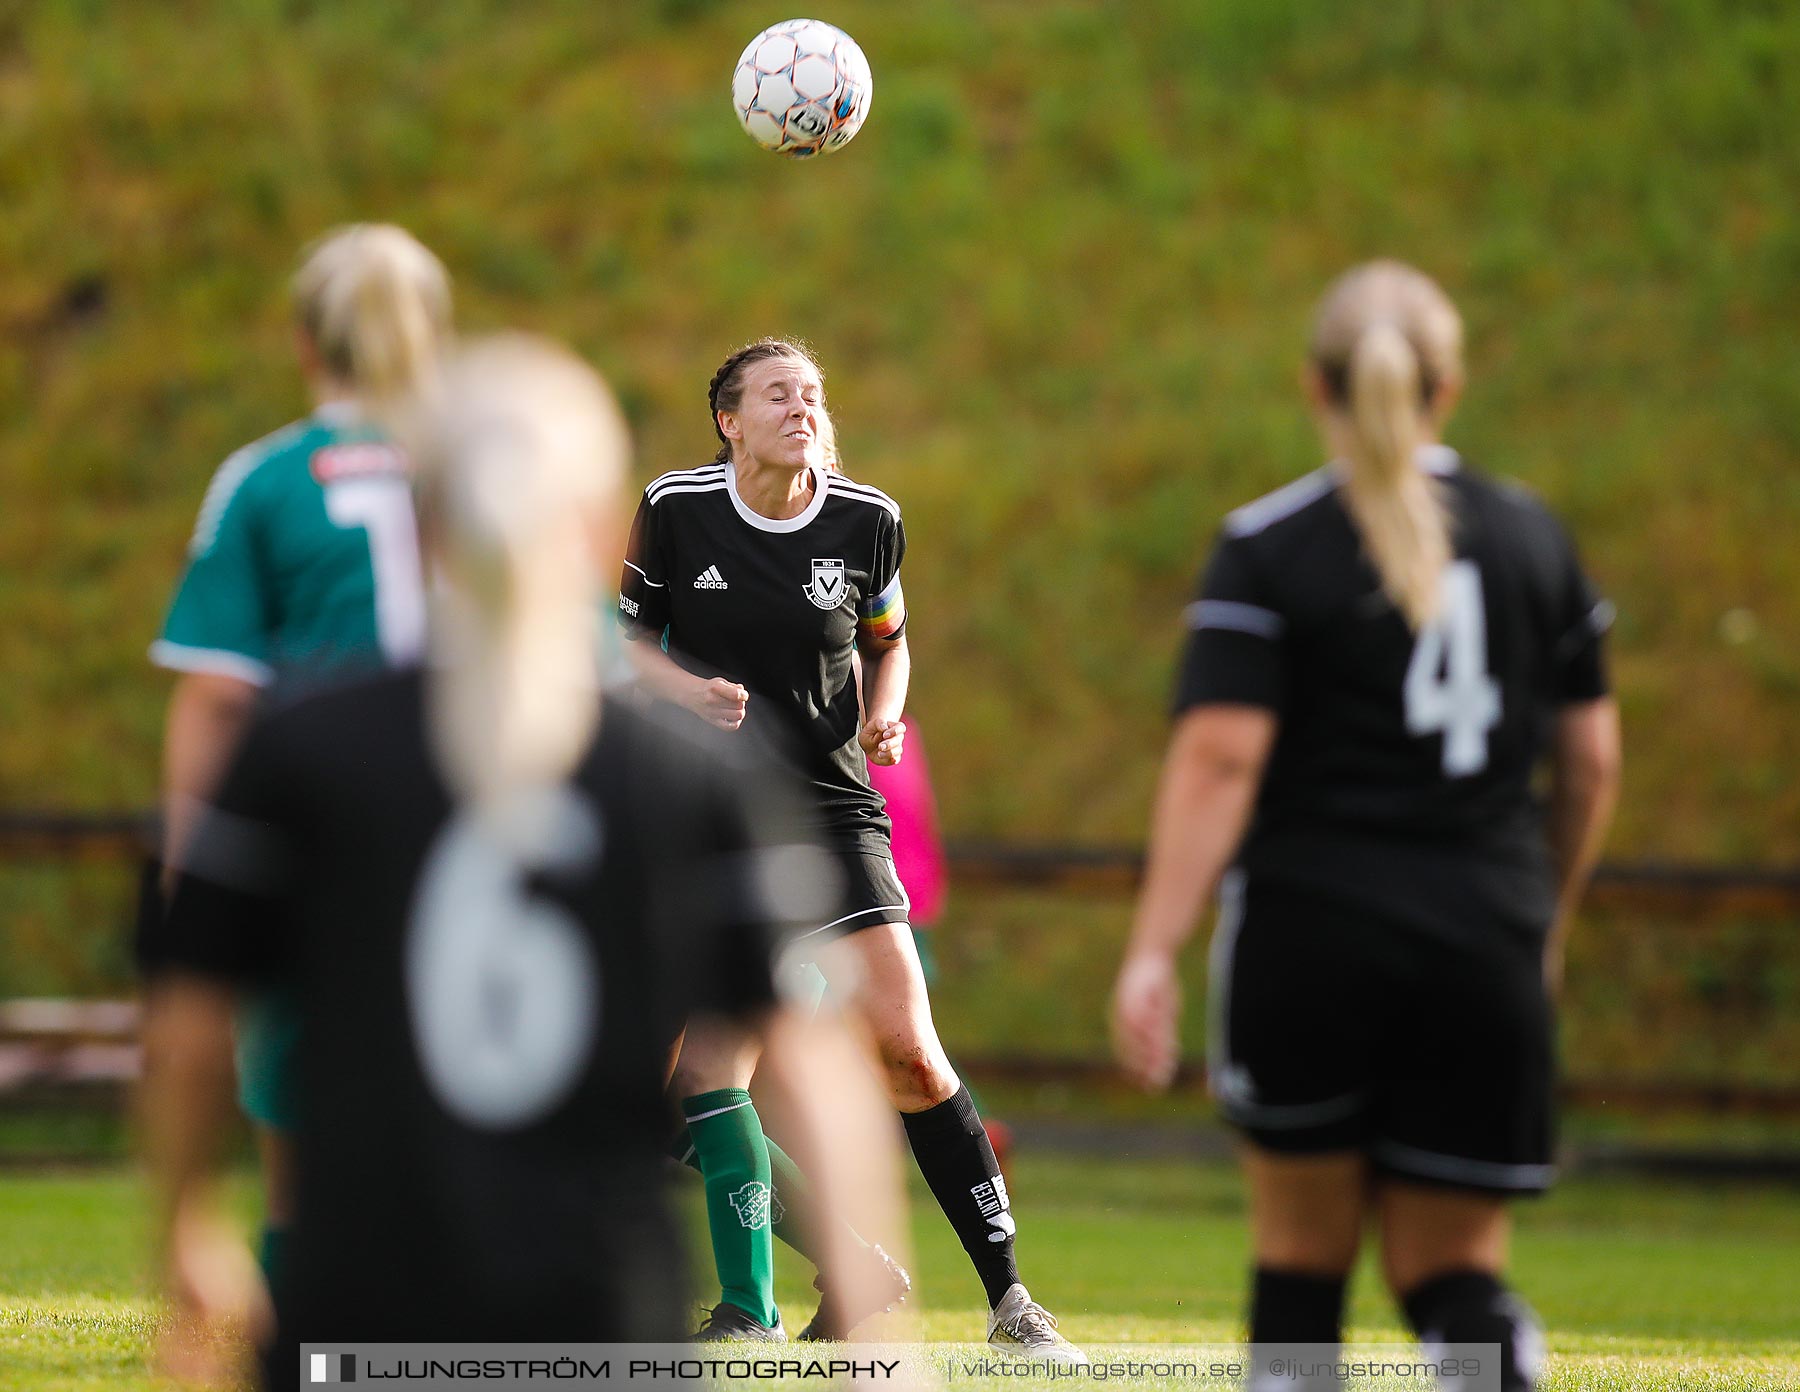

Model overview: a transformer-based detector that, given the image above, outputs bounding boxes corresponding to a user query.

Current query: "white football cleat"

[986,1283,1088,1365]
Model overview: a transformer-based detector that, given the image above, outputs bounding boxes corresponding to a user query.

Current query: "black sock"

[1251,1266,1347,1343]
[1402,1269,1543,1392]
[901,1085,1018,1307]
[1250,1268,1347,1390]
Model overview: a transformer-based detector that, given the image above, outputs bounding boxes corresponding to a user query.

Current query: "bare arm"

[1543,697,1622,994]
[1112,705,1276,1090]
[856,635,909,766]
[625,637,749,732]
[161,673,259,882]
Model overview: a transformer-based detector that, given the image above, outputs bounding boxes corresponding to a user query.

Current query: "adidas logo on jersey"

[693,566,729,589]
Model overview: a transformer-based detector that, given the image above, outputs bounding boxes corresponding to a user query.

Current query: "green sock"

[675,1127,868,1266]
[683,1089,778,1327]
[257,1224,289,1292]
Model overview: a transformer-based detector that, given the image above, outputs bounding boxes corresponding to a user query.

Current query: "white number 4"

[1404,561,1502,776]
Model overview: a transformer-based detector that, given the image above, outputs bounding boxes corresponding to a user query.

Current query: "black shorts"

[795,846,911,947]
[1208,871,1556,1196]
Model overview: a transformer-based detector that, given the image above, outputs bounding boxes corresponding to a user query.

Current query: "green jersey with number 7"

[153,403,423,692]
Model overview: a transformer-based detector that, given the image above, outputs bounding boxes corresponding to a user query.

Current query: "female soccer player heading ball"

[1113,262,1620,1392]
[619,339,1085,1360]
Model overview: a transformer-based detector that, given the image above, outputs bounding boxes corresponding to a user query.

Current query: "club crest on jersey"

[804,558,847,610]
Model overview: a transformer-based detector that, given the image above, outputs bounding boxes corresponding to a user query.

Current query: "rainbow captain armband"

[858,573,906,641]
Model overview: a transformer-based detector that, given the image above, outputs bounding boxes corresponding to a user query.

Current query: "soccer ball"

[731,19,873,159]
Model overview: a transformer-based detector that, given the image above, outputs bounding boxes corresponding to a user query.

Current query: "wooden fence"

[3,812,1798,1113]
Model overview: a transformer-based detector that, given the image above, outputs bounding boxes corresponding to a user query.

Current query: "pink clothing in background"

[869,718,947,926]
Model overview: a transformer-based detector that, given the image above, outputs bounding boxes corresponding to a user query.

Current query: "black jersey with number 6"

[1175,447,1612,933]
[154,669,827,1362]
[618,461,907,852]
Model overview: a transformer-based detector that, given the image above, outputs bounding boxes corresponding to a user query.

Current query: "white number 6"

[406,790,601,1130]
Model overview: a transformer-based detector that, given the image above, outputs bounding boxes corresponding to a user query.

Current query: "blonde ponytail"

[1343,322,1450,628]
[403,336,630,841]
[294,224,452,409]
[1310,261,1464,629]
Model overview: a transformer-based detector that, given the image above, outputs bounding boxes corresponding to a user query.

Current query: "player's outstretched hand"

[1111,951,1182,1092]
[859,717,905,766]
[158,1202,272,1386]
[688,677,749,732]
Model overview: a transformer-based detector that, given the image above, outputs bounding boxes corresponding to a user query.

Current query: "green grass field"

[4,1151,1797,1390]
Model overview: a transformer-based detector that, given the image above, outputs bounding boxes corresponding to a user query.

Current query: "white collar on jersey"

[725,461,830,533]
[1419,443,1461,475]
[1327,443,1462,481]
[312,399,366,427]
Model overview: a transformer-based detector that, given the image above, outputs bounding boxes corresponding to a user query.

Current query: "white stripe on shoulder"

[829,476,901,519]
[646,481,730,507]
[1558,598,1616,656]
[646,463,725,501]
[649,462,725,485]
[1223,467,1337,538]
[1184,599,1286,640]
[187,428,300,557]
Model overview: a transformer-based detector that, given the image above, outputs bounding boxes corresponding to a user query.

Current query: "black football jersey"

[1176,447,1612,932]
[618,461,907,851]
[155,669,825,1348]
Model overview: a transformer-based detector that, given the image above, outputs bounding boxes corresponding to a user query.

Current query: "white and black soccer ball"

[731,19,872,159]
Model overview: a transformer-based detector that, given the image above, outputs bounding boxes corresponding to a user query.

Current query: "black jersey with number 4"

[154,669,824,1365]
[618,461,907,851]
[1176,447,1611,933]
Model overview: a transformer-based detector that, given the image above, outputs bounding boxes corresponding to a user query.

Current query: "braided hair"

[707,338,830,465]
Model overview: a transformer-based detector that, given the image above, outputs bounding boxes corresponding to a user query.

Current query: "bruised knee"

[877,1036,958,1109]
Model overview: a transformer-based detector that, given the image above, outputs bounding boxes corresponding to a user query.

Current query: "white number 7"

[1403,561,1502,776]
[324,478,425,664]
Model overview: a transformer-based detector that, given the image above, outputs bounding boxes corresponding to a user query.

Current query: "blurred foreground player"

[1112,262,1620,1392]
[150,224,453,1287]
[142,336,903,1389]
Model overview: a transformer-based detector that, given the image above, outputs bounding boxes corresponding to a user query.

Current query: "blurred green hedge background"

[1,1,1796,1020]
